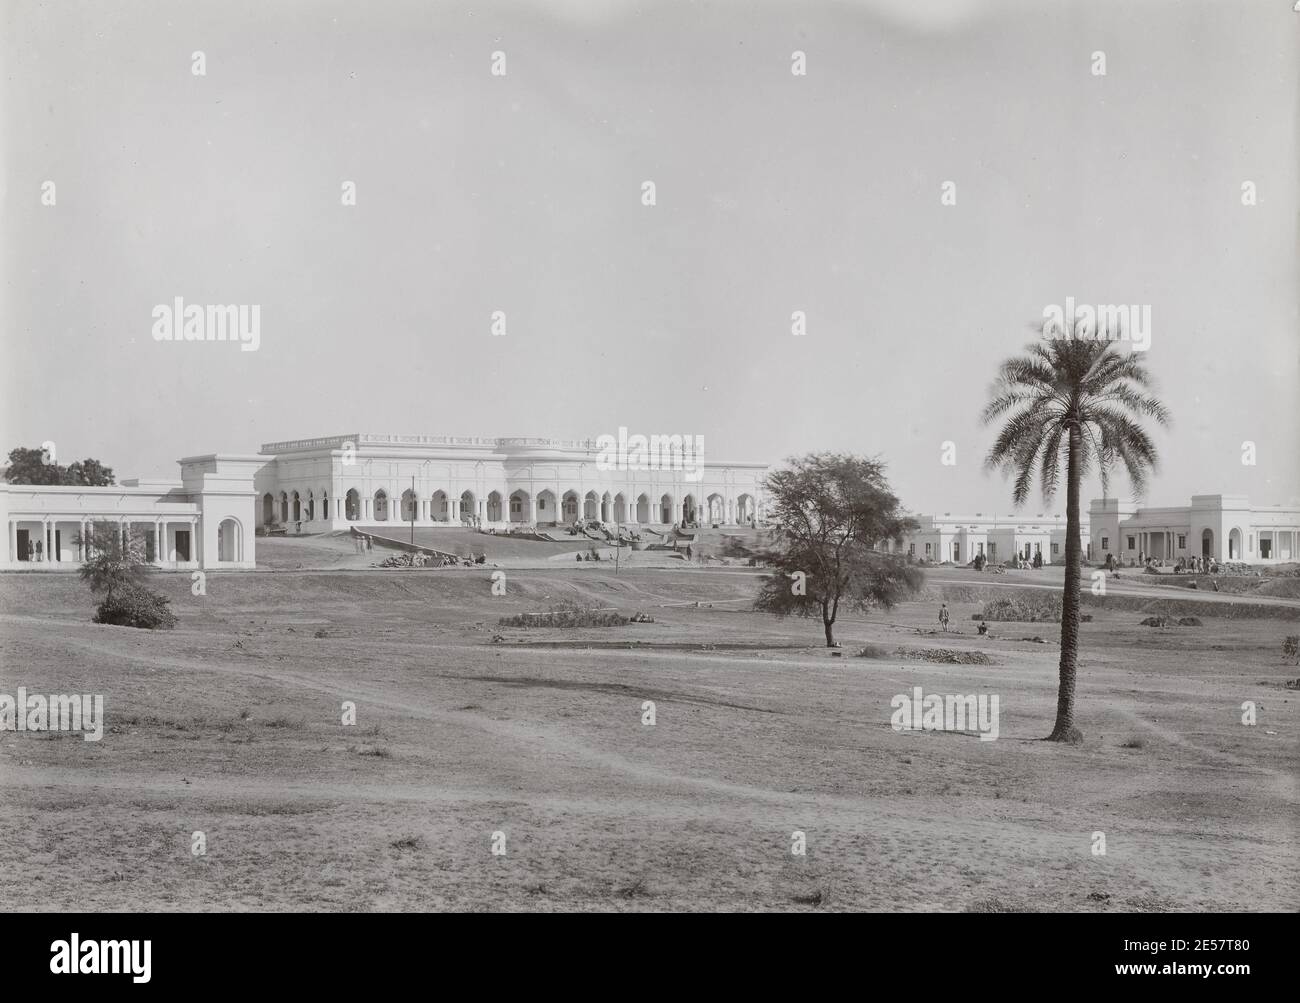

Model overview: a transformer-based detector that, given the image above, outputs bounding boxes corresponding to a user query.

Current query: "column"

[154,522,163,565]
[8,520,16,564]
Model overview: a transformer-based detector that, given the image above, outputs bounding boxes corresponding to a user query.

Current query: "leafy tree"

[754,453,922,647]
[4,446,114,486]
[4,446,63,484]
[65,458,115,486]
[982,334,1168,742]
[76,520,148,600]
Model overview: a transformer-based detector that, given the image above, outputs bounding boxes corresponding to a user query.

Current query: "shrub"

[1283,635,1299,664]
[93,582,177,630]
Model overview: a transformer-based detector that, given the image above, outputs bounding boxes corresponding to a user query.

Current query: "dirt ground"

[1,562,1296,912]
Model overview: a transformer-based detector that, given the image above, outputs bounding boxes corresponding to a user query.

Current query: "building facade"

[882,495,1300,567]
[1,433,770,570]
[882,511,1087,566]
[1089,495,1300,565]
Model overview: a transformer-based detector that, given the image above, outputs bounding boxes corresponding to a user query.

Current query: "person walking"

[938,603,950,631]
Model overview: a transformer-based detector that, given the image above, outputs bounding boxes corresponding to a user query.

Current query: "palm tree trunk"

[1048,424,1085,742]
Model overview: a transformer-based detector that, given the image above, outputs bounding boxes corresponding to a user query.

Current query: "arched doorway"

[707,493,724,524]
[660,494,674,524]
[636,494,651,523]
[561,491,578,523]
[460,491,475,524]
[279,491,289,522]
[509,490,530,524]
[534,489,556,525]
[217,519,241,562]
[1201,528,1213,559]
[613,493,627,523]
[400,489,418,521]
[291,491,302,522]
[1228,527,1243,560]
[430,490,449,522]
[346,488,361,521]
[374,489,389,521]
[583,491,599,520]
[261,493,274,526]
[487,491,503,522]
[737,493,754,524]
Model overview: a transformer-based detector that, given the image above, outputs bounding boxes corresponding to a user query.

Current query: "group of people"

[23,539,45,561]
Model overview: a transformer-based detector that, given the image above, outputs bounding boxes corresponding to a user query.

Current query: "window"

[1178,535,1186,549]
[909,543,915,555]
[1260,538,1271,558]
[1101,536,1109,550]
[510,499,521,514]
[1051,543,1059,555]
[539,498,546,510]
[924,543,931,556]
[1127,536,1135,550]
[977,543,984,555]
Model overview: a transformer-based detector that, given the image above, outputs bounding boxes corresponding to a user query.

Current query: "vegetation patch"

[892,647,993,665]
[498,597,628,628]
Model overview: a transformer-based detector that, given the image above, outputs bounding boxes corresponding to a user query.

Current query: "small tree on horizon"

[754,453,923,647]
[982,332,1168,743]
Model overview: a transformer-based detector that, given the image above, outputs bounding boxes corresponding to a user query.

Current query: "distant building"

[881,511,1084,566]
[883,495,1300,566]
[1,433,769,570]
[1089,495,1298,565]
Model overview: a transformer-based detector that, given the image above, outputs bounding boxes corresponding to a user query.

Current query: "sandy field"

[1,541,1296,912]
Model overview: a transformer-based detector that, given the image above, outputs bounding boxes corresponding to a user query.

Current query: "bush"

[94,583,177,629]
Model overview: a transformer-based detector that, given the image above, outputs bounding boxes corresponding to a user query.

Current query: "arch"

[321,489,329,520]
[736,493,755,524]
[217,518,242,562]
[561,490,579,523]
[430,490,449,522]
[682,494,697,524]
[261,492,275,526]
[636,493,651,523]
[613,493,627,524]
[538,489,558,526]
[460,491,476,524]
[374,489,389,521]
[706,493,725,524]
[305,490,315,521]
[1228,527,1243,561]
[279,491,289,523]
[509,489,530,524]
[487,490,503,522]
[583,491,599,520]
[345,488,361,521]
[660,493,674,524]
[400,489,418,522]
[291,490,302,522]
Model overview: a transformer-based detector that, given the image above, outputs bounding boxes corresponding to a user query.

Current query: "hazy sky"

[2,0,1296,515]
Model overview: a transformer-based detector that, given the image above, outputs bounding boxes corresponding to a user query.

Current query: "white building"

[883,511,1086,566]
[1090,495,1300,565]
[1,433,769,570]
[883,494,1300,567]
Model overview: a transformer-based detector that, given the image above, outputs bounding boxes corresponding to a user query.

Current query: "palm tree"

[982,334,1168,742]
